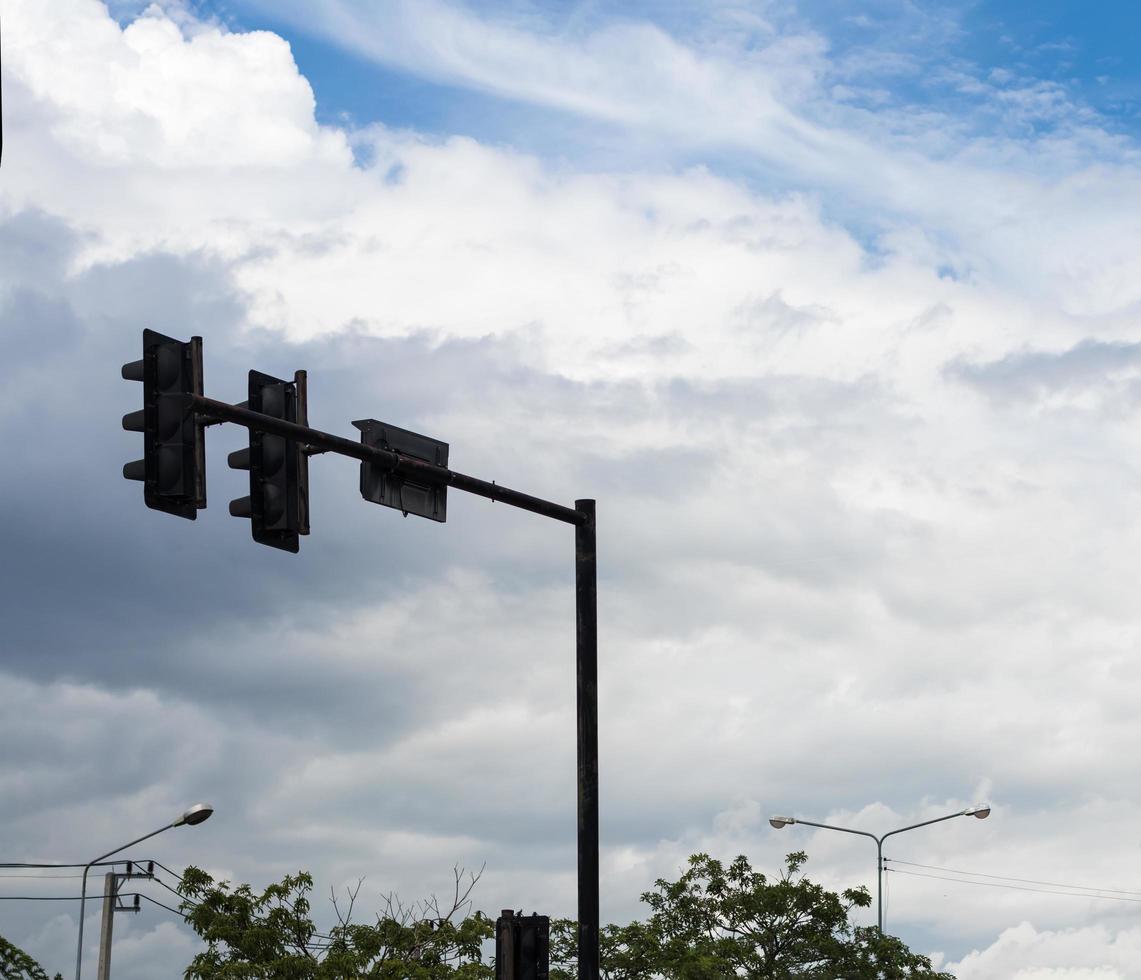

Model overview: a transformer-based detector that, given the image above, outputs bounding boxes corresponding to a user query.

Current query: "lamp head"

[965,804,991,820]
[174,803,214,827]
[769,815,796,829]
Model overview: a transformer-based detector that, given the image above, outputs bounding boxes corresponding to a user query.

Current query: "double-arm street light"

[74,803,214,980]
[769,804,990,932]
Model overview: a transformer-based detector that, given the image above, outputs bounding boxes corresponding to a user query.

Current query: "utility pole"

[95,873,115,980]
[95,865,147,980]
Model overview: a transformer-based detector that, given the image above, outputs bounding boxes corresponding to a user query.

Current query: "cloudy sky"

[3,0,1141,976]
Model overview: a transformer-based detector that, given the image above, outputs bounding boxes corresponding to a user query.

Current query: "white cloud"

[248,0,1141,321]
[5,0,1141,974]
[950,922,1141,980]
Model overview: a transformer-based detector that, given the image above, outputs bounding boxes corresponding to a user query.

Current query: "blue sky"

[132,0,1141,147]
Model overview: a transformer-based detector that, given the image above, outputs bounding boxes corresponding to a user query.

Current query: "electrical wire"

[885,867,1141,903]
[0,861,128,869]
[0,862,373,953]
[136,892,186,917]
[150,874,187,902]
[0,872,86,878]
[149,872,339,944]
[150,860,185,882]
[136,891,338,955]
[884,858,1141,897]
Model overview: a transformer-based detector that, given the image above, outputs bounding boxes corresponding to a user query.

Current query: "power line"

[0,872,85,879]
[886,867,1141,904]
[884,858,1141,897]
[150,874,186,902]
[150,860,185,883]
[136,892,186,918]
[148,873,338,944]
[0,862,377,950]
[0,861,129,870]
[137,894,336,953]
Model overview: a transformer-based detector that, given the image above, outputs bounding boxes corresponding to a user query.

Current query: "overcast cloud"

[3,2,1141,977]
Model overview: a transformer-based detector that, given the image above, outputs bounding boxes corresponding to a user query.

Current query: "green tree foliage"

[178,865,494,980]
[0,935,62,980]
[177,853,952,980]
[548,852,953,980]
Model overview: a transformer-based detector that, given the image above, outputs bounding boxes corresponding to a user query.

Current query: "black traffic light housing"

[122,329,206,519]
[228,369,309,552]
[496,910,549,980]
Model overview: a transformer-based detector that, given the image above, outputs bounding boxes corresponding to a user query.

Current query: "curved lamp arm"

[74,804,213,980]
[75,822,176,980]
[880,809,971,847]
[782,818,880,845]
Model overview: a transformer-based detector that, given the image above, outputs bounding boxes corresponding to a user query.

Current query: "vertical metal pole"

[76,864,92,980]
[96,873,116,980]
[575,499,598,980]
[876,837,884,933]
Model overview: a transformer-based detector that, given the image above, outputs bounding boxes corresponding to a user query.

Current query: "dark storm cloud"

[0,213,531,697]
[946,338,1141,403]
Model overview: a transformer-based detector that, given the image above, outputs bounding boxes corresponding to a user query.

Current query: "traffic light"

[122,329,206,519]
[495,910,549,980]
[352,419,448,522]
[516,914,549,980]
[228,369,309,552]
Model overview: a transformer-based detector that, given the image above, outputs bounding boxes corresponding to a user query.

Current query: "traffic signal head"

[228,369,309,552]
[122,329,206,519]
[495,911,549,980]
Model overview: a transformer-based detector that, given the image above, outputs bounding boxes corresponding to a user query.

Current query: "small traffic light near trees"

[121,329,206,519]
[496,910,549,980]
[228,370,310,552]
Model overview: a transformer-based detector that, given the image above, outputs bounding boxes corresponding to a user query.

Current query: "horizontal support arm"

[789,818,881,845]
[189,394,585,526]
[880,809,968,846]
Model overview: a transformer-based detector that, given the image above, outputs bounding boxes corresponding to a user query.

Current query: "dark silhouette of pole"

[187,392,602,979]
[576,500,598,980]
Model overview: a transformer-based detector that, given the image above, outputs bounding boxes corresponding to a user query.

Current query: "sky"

[3,0,1141,976]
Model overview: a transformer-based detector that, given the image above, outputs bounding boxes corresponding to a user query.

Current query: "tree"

[548,852,953,980]
[177,853,952,980]
[178,865,494,980]
[0,935,62,980]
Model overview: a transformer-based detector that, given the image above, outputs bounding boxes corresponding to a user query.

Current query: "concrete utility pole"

[96,873,116,980]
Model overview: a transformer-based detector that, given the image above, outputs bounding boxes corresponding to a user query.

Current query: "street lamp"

[74,803,214,980]
[769,804,989,932]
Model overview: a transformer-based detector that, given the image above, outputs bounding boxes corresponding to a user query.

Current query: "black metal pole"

[190,394,584,526]
[575,499,599,980]
[190,391,600,966]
